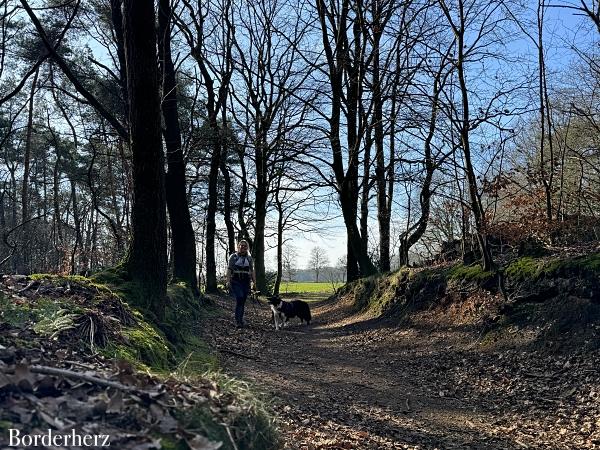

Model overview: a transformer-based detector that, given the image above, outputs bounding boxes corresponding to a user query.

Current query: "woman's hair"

[237,240,250,252]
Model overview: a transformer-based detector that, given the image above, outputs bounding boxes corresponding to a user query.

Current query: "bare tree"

[398,39,455,266]
[228,0,314,293]
[308,246,329,283]
[314,0,377,280]
[282,244,298,286]
[438,0,520,270]
[175,0,235,293]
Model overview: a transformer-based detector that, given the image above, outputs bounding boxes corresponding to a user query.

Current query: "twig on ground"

[217,348,259,361]
[11,365,143,392]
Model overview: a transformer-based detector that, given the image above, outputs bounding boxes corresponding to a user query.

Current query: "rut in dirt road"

[203,296,600,450]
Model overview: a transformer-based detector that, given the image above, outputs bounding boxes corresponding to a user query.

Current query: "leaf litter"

[0,275,259,450]
[205,294,600,449]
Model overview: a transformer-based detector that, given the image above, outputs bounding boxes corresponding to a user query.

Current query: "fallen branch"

[217,349,259,360]
[18,280,39,294]
[28,365,139,392]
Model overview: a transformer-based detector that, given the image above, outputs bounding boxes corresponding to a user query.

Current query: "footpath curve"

[203,295,600,449]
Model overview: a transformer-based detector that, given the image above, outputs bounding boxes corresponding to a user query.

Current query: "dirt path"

[202,296,600,449]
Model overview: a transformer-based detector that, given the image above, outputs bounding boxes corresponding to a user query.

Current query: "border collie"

[268,295,311,330]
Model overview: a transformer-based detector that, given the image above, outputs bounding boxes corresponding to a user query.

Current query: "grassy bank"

[0,272,279,449]
[334,252,600,352]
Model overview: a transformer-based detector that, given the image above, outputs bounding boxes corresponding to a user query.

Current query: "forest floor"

[204,293,600,450]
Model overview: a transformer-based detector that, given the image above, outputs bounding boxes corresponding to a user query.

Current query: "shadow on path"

[202,295,600,449]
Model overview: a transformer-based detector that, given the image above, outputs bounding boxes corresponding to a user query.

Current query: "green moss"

[0,294,33,327]
[2,273,279,447]
[545,252,600,277]
[342,268,415,315]
[0,293,85,332]
[29,273,89,284]
[501,253,600,282]
[102,319,173,371]
[174,336,219,375]
[346,275,378,312]
[505,257,543,280]
[157,436,187,450]
[581,253,600,271]
[407,268,435,290]
[90,265,147,311]
[0,421,14,432]
[447,264,493,282]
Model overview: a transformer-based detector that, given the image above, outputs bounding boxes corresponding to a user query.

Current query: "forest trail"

[203,295,600,450]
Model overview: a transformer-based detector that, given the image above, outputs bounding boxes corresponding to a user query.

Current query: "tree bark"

[372,20,389,272]
[254,131,268,293]
[204,134,221,293]
[69,180,81,274]
[220,159,236,255]
[273,188,284,296]
[316,0,377,281]
[398,55,447,266]
[122,0,168,318]
[158,0,199,296]
[20,68,38,274]
[537,0,554,226]
[452,1,493,271]
[110,0,129,124]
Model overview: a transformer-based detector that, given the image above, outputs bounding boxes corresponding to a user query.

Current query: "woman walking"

[226,240,256,328]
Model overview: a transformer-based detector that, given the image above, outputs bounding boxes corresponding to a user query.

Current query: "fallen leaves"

[0,277,245,450]
[204,295,600,450]
[0,350,225,449]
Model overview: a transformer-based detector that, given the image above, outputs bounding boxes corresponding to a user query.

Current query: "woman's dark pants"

[230,280,250,326]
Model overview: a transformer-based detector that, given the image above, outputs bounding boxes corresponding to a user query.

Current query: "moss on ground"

[503,252,600,281]
[337,252,600,342]
[505,257,542,280]
[446,264,494,282]
[0,272,279,448]
[345,262,498,315]
[105,319,173,371]
[90,265,151,313]
[544,252,600,277]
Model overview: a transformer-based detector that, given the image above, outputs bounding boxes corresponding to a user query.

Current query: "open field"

[279,281,343,295]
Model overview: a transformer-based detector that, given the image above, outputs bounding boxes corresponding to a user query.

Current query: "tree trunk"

[455,12,493,271]
[372,26,390,272]
[52,142,63,269]
[20,68,38,274]
[220,159,236,255]
[273,195,284,296]
[158,0,199,296]
[236,146,252,246]
[122,0,167,318]
[537,0,553,226]
[204,137,221,293]
[397,59,445,267]
[110,0,129,123]
[69,180,81,275]
[254,134,268,293]
[360,129,373,265]
[219,104,236,256]
[316,0,376,281]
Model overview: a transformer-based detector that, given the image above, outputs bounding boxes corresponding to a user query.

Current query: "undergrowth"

[337,252,600,352]
[0,270,279,449]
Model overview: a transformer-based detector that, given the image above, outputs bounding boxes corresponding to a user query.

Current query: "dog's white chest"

[270,304,283,330]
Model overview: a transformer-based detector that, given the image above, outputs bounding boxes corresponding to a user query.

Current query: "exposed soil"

[204,294,600,449]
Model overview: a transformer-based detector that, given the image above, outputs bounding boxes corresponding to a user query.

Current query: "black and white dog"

[268,295,311,330]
